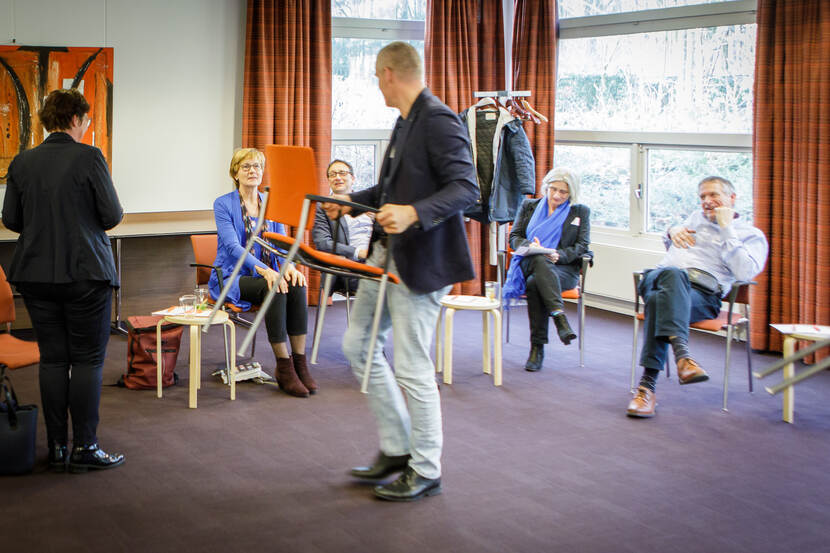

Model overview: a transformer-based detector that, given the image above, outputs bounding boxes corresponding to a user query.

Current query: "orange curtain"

[751,0,830,360]
[242,0,332,304]
[425,0,505,294]
[512,0,557,197]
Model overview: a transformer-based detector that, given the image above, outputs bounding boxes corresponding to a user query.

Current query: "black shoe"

[525,343,544,372]
[373,466,442,502]
[48,443,68,473]
[350,451,410,480]
[68,444,125,473]
[552,312,576,345]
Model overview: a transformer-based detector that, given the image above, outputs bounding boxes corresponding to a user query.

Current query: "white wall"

[0,0,246,212]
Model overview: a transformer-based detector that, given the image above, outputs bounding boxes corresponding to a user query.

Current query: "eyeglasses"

[240,163,263,172]
[327,170,351,178]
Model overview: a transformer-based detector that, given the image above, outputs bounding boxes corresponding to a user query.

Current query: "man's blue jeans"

[638,267,722,370]
[343,244,449,480]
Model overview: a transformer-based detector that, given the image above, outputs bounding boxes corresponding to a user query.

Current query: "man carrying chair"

[324,42,477,502]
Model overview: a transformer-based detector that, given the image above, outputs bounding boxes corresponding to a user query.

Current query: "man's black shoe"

[350,451,410,480]
[373,466,441,502]
[68,444,125,473]
[552,312,576,345]
[525,343,544,372]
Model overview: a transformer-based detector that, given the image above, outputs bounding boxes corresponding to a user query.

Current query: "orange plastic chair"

[629,271,755,411]
[190,234,257,358]
[0,266,40,371]
[206,145,399,393]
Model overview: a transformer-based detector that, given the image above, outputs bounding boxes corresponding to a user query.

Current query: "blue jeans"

[638,267,722,370]
[342,244,450,480]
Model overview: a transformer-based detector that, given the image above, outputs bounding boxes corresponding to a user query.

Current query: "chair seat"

[635,311,747,332]
[0,333,40,370]
[263,232,401,284]
[207,296,259,314]
[561,288,580,300]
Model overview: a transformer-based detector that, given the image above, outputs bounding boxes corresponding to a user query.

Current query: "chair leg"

[360,274,390,394]
[506,303,511,343]
[723,325,734,412]
[744,321,753,393]
[311,274,334,365]
[630,317,639,392]
[578,296,585,367]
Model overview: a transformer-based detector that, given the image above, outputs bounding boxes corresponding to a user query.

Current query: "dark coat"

[509,198,591,268]
[312,203,355,258]
[2,132,123,286]
[350,88,478,293]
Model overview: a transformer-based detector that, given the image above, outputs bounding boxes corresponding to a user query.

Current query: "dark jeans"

[19,280,113,447]
[637,267,722,370]
[238,276,307,343]
[520,255,579,345]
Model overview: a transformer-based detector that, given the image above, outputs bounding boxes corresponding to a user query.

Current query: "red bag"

[119,316,184,390]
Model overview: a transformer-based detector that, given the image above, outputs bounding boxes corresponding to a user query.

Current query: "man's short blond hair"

[377,41,423,81]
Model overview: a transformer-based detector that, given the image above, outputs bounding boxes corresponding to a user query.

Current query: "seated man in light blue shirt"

[312,159,374,294]
[627,176,768,418]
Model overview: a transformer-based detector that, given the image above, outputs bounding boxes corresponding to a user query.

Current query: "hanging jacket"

[459,105,536,223]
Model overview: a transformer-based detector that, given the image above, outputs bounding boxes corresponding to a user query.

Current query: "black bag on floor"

[0,365,38,475]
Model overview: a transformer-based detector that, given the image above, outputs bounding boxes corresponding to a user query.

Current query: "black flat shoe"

[350,451,410,480]
[48,443,68,473]
[373,466,441,502]
[525,343,544,372]
[69,444,125,473]
[552,312,576,345]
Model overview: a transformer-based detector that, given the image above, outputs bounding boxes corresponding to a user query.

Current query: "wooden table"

[156,310,235,408]
[435,295,502,386]
[771,324,830,423]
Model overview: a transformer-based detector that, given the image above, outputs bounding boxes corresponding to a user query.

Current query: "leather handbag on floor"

[0,365,38,475]
[118,316,184,390]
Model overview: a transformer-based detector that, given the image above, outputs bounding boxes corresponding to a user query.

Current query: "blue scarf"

[503,199,571,302]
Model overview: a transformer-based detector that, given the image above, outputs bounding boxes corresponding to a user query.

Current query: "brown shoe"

[276,357,309,397]
[676,357,709,385]
[291,352,317,394]
[626,386,656,418]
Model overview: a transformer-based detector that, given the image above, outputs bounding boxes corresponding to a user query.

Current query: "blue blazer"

[350,88,478,293]
[209,190,284,310]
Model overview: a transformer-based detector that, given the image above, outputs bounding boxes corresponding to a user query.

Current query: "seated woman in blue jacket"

[210,148,313,397]
[503,168,591,372]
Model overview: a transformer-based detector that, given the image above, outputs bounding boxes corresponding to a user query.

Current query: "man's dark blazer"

[312,203,356,258]
[509,198,591,268]
[350,88,478,294]
[2,132,123,286]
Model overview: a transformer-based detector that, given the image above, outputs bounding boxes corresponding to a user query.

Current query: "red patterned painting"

[0,46,113,184]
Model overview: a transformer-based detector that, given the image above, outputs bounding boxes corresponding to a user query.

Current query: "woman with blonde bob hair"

[210,148,314,397]
[503,167,591,372]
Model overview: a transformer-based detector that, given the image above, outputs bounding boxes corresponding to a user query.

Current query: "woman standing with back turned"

[2,88,125,473]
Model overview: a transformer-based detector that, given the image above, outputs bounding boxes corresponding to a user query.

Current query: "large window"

[331,1,426,184]
[555,0,756,236]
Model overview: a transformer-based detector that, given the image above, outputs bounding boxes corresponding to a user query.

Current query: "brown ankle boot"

[292,352,318,394]
[276,357,309,397]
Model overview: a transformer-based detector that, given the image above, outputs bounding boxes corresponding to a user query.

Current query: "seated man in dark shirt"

[312,159,374,295]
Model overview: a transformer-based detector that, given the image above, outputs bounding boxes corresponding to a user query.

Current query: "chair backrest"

[191,234,218,286]
[0,265,16,326]
[263,145,319,231]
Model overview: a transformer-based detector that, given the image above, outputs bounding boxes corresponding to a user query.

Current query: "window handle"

[634,183,642,199]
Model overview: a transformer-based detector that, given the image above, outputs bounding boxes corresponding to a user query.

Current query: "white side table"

[771,324,830,423]
[156,310,236,408]
[435,295,502,386]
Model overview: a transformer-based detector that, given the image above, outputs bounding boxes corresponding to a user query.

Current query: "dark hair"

[38,89,90,132]
[327,159,354,176]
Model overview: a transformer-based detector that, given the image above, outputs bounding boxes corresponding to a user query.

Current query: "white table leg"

[782,336,795,423]
[482,311,491,376]
[492,309,502,386]
[156,320,164,398]
[443,308,455,385]
[189,324,199,409]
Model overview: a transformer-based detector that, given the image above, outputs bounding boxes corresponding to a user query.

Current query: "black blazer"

[350,88,478,293]
[312,203,355,258]
[509,199,591,268]
[2,132,123,286]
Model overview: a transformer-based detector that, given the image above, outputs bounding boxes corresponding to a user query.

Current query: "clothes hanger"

[521,99,548,123]
[473,96,499,111]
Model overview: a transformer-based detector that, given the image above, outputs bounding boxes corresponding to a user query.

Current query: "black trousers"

[238,276,307,343]
[520,255,579,345]
[328,275,359,297]
[19,280,113,447]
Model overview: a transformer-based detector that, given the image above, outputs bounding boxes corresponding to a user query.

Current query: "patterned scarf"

[238,192,277,269]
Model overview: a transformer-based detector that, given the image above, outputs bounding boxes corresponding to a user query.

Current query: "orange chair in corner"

[190,234,257,358]
[0,266,40,371]
[206,144,400,394]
